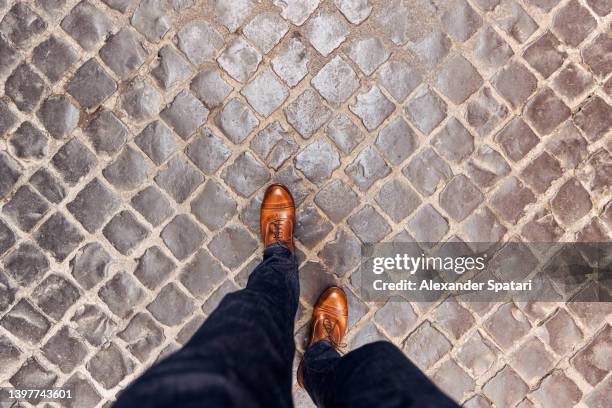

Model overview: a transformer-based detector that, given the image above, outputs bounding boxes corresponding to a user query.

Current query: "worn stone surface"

[0,1,608,405]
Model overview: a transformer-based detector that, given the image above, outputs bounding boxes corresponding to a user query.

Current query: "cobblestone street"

[0,0,611,406]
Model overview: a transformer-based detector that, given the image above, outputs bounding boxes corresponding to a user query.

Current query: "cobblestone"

[0,1,609,405]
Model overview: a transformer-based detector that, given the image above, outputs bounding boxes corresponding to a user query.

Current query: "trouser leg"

[303,340,459,408]
[114,244,299,408]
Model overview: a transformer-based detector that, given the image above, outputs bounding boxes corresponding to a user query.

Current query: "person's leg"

[302,340,459,408]
[114,244,298,408]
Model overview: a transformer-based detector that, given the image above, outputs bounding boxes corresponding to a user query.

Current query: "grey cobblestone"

[0,0,609,405]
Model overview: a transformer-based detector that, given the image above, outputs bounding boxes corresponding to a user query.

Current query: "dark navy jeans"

[114,245,458,408]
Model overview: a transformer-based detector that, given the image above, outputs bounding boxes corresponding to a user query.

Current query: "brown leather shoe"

[297,287,348,388]
[260,184,295,253]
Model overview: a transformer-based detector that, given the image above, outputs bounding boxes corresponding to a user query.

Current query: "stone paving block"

[345,145,390,192]
[376,179,420,223]
[1,299,50,344]
[312,56,359,106]
[439,175,483,222]
[285,89,332,139]
[402,321,451,370]
[135,120,177,165]
[523,32,567,79]
[29,169,65,204]
[403,148,452,196]
[550,178,592,225]
[0,36,19,77]
[2,185,48,232]
[134,246,175,289]
[42,326,88,373]
[62,373,102,408]
[213,0,252,32]
[61,1,112,50]
[87,343,135,389]
[191,180,237,231]
[349,321,387,349]
[462,206,506,245]
[0,333,21,369]
[216,97,259,144]
[441,0,482,42]
[305,12,349,57]
[36,212,84,261]
[511,336,555,384]
[242,69,289,117]
[243,12,289,54]
[334,0,372,24]
[131,186,173,227]
[102,0,135,13]
[474,26,513,68]
[495,117,539,162]
[32,273,80,320]
[3,242,49,286]
[103,146,152,191]
[0,220,16,259]
[71,304,116,347]
[9,357,57,390]
[377,58,422,103]
[577,149,611,196]
[161,90,208,140]
[273,165,314,206]
[350,86,395,131]
[432,118,474,164]
[411,31,451,69]
[318,228,361,278]
[326,114,364,155]
[84,110,128,155]
[348,205,391,243]
[296,203,334,249]
[271,38,311,87]
[0,152,22,200]
[32,36,78,83]
[520,152,562,194]
[118,312,165,362]
[536,308,582,356]
[455,330,499,377]
[482,365,528,407]
[250,121,298,170]
[175,20,223,65]
[5,63,46,112]
[98,272,145,319]
[484,302,531,350]
[131,0,171,42]
[185,128,231,175]
[314,180,359,223]
[531,370,582,408]
[70,242,111,290]
[570,324,611,386]
[222,152,270,197]
[161,214,205,261]
[433,299,475,340]
[465,87,507,137]
[180,248,226,299]
[583,33,612,80]
[155,154,204,203]
[573,96,612,142]
[148,283,195,326]
[347,37,390,75]
[464,145,510,189]
[490,176,536,224]
[584,376,612,408]
[152,45,192,90]
[0,100,18,138]
[218,37,262,83]
[121,78,162,121]
[190,69,232,109]
[99,28,147,80]
[492,62,538,109]
[552,0,597,47]
[37,95,79,139]
[586,0,612,15]
[66,59,117,109]
[404,86,447,135]
[102,210,149,255]
[492,0,538,44]
[375,117,418,166]
[436,55,483,105]
[0,3,47,48]
[295,139,340,185]
[432,359,475,402]
[273,0,319,26]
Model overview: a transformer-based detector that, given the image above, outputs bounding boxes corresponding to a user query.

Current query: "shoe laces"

[322,317,347,350]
